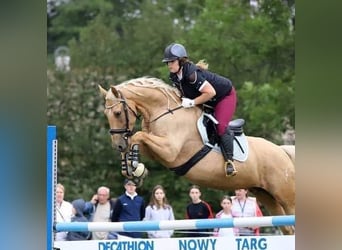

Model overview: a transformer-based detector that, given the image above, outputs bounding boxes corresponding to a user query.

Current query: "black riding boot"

[220,129,237,176]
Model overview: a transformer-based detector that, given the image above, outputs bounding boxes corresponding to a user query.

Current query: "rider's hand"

[181,98,195,108]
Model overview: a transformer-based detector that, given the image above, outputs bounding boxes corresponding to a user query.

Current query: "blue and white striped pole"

[55,215,295,232]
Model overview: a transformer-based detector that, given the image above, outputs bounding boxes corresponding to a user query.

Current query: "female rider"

[162,43,237,176]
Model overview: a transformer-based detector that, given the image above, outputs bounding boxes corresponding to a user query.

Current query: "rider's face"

[167,60,180,73]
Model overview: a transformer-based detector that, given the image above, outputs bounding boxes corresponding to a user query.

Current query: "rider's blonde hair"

[196,59,209,70]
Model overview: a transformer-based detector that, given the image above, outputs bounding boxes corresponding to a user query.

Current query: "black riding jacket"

[169,62,233,107]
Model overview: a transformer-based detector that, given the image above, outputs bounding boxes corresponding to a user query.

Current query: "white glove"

[181,98,195,108]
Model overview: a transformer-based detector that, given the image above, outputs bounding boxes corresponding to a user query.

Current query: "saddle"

[228,118,245,136]
[197,111,249,162]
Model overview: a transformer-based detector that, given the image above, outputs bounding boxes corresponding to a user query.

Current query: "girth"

[169,145,212,176]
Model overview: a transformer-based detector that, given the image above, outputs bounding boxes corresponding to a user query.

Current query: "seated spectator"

[66,199,90,241]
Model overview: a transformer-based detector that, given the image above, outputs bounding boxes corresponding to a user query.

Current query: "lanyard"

[238,199,247,216]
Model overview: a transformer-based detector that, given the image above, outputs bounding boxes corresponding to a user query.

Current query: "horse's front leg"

[131,131,181,164]
[120,143,149,185]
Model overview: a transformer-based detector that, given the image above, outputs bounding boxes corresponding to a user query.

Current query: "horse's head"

[99,85,139,152]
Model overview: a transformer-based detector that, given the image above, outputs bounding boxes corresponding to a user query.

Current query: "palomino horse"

[99,77,295,235]
[280,145,295,164]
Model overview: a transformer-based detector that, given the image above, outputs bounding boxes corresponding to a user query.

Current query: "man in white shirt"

[84,186,116,240]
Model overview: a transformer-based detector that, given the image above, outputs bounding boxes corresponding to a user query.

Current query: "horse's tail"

[280,145,295,165]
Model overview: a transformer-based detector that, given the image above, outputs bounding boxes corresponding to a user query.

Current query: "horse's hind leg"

[250,188,295,235]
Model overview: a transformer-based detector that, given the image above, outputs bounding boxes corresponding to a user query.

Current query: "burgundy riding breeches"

[214,87,237,136]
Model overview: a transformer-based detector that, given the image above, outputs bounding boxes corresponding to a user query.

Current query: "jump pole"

[55,215,295,232]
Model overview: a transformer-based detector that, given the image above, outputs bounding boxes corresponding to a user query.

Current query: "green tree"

[186,0,294,86]
[48,0,113,54]
[47,69,124,199]
[68,16,120,71]
[237,79,294,140]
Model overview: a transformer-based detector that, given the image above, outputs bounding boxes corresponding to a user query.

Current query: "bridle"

[105,89,183,146]
[105,91,140,142]
[103,86,183,179]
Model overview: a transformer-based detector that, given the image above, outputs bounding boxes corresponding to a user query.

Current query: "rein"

[148,106,183,123]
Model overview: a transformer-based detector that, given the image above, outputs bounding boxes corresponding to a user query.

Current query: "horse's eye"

[114,111,121,117]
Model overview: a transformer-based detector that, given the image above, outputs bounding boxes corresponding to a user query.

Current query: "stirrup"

[224,160,237,177]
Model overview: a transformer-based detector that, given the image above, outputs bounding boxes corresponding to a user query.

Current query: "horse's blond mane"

[117,76,181,103]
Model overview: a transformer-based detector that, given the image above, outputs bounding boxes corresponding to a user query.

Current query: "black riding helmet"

[162,43,188,63]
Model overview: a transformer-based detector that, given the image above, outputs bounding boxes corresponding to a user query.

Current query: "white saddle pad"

[197,114,248,162]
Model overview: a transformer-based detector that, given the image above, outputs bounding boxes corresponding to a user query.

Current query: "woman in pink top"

[214,195,237,237]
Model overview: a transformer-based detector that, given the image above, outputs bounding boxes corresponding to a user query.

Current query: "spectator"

[84,186,116,240]
[231,189,263,236]
[66,199,90,241]
[55,183,73,241]
[185,185,214,237]
[144,185,175,238]
[111,179,145,238]
[214,195,236,237]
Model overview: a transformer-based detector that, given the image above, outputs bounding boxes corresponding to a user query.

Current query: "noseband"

[105,91,139,141]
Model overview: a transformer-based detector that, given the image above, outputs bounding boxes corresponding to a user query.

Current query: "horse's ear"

[110,86,120,98]
[98,85,107,97]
